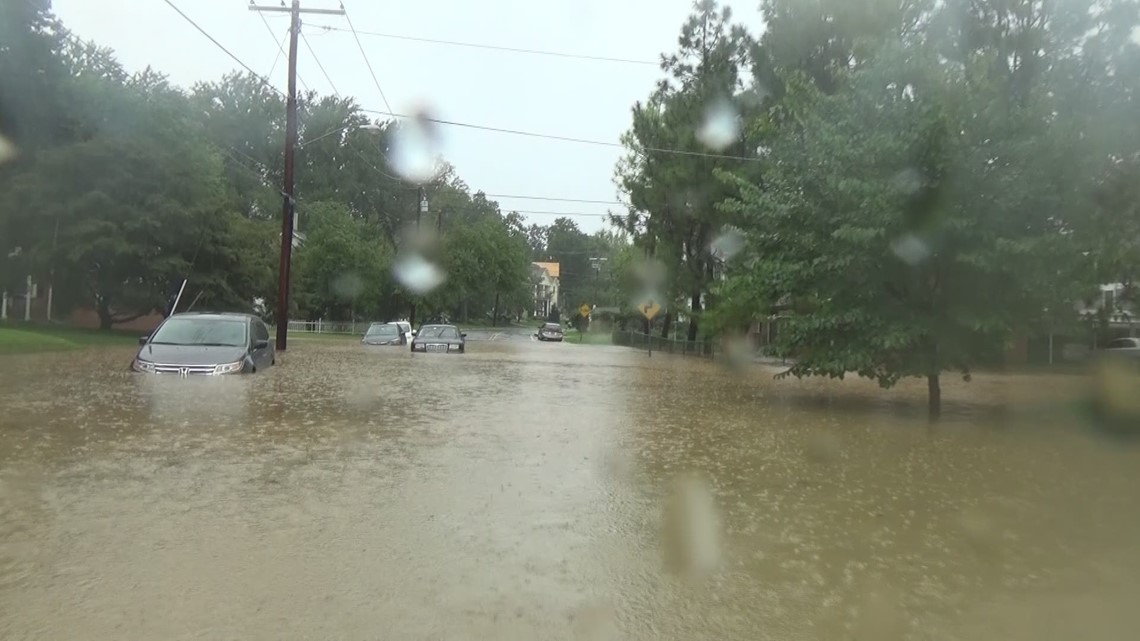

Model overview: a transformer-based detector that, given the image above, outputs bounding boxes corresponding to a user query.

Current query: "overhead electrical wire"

[358,108,762,163]
[340,2,393,113]
[301,30,339,96]
[257,9,309,91]
[484,193,623,205]
[161,0,656,220]
[160,0,285,97]
[310,24,658,66]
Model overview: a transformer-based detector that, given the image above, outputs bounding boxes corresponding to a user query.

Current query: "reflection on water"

[1,339,1138,640]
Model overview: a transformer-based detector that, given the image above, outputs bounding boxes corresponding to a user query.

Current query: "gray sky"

[52,0,762,232]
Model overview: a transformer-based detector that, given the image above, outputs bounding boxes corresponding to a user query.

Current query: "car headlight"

[448,344,461,351]
[132,358,156,373]
[213,360,245,375]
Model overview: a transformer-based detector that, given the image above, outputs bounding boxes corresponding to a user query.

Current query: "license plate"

[426,344,447,352]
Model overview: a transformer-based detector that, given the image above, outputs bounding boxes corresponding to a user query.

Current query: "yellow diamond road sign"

[579,304,591,317]
[638,300,661,320]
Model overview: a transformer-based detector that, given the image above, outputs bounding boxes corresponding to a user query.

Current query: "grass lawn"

[0,324,138,354]
[563,329,613,345]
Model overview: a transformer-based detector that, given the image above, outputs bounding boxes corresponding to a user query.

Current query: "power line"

[258,9,308,91]
[310,24,658,66]
[161,0,284,96]
[485,193,623,205]
[341,2,393,113]
[358,108,762,163]
[264,23,286,79]
[505,209,621,218]
[301,30,338,96]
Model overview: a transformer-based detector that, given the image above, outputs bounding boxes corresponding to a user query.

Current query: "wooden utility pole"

[251,1,344,351]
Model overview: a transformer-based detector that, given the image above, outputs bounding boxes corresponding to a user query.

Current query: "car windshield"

[149,318,246,347]
[543,324,562,330]
[365,324,399,337]
[418,326,457,339]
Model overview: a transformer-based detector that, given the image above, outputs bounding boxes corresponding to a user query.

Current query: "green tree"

[616,0,755,341]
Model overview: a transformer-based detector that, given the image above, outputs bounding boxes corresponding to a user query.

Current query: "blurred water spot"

[957,506,1001,555]
[1089,356,1140,435]
[661,473,721,580]
[710,228,745,260]
[805,429,842,464]
[721,333,754,371]
[330,272,363,300]
[393,253,445,295]
[570,602,618,641]
[632,258,667,289]
[891,168,924,195]
[389,108,443,184]
[850,579,906,640]
[696,98,740,152]
[890,234,931,266]
[0,133,16,164]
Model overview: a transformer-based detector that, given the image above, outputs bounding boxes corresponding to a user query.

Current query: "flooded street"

[2,336,1139,640]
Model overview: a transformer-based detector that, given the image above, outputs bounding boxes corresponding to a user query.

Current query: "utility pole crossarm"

[249,4,344,16]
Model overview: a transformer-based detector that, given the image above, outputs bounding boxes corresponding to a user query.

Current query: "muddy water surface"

[1,338,1138,640]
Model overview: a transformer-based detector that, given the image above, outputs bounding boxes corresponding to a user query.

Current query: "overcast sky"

[51,0,763,232]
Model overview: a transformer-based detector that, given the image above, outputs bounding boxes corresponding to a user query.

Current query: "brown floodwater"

[1,335,1138,640]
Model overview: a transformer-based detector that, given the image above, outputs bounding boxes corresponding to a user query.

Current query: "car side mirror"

[461,333,467,338]
[138,336,149,345]
[254,339,269,349]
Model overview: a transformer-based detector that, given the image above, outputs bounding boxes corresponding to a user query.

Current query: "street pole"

[252,1,344,352]
[409,187,427,329]
[24,275,32,322]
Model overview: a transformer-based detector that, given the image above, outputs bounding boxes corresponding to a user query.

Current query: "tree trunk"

[927,373,942,422]
[660,312,672,338]
[492,292,500,327]
[95,297,114,330]
[687,290,702,341]
[462,299,469,323]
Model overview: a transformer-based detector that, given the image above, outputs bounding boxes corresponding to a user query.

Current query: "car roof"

[169,312,255,321]
[420,324,457,329]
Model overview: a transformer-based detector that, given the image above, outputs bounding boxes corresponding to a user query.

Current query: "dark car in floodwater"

[410,324,465,353]
[132,312,275,375]
[536,322,564,342]
[362,322,407,346]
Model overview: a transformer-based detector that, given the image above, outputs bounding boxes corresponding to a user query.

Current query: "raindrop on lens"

[696,98,740,151]
[0,133,16,164]
[393,253,445,295]
[661,473,721,580]
[330,272,363,300]
[710,228,745,260]
[891,168,924,195]
[890,234,930,266]
[388,108,443,184]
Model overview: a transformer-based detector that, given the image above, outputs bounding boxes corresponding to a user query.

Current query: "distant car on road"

[411,324,465,353]
[132,312,274,375]
[362,322,407,346]
[1105,337,1140,358]
[395,321,415,340]
[536,322,564,342]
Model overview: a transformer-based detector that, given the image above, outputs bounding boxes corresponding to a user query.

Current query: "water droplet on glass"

[696,98,740,152]
[891,168,924,195]
[721,333,754,371]
[632,258,667,290]
[570,602,619,641]
[330,272,364,300]
[393,253,445,295]
[0,133,16,164]
[661,473,721,580]
[957,506,1000,555]
[1089,355,1140,435]
[388,108,443,184]
[710,228,745,260]
[805,430,842,464]
[851,580,906,640]
[890,234,930,266]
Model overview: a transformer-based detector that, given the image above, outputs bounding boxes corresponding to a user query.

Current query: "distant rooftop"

[533,261,560,279]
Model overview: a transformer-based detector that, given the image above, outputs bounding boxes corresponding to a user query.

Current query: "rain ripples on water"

[2,339,1139,640]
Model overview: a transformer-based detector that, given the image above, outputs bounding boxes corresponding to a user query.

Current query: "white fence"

[287,319,362,335]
